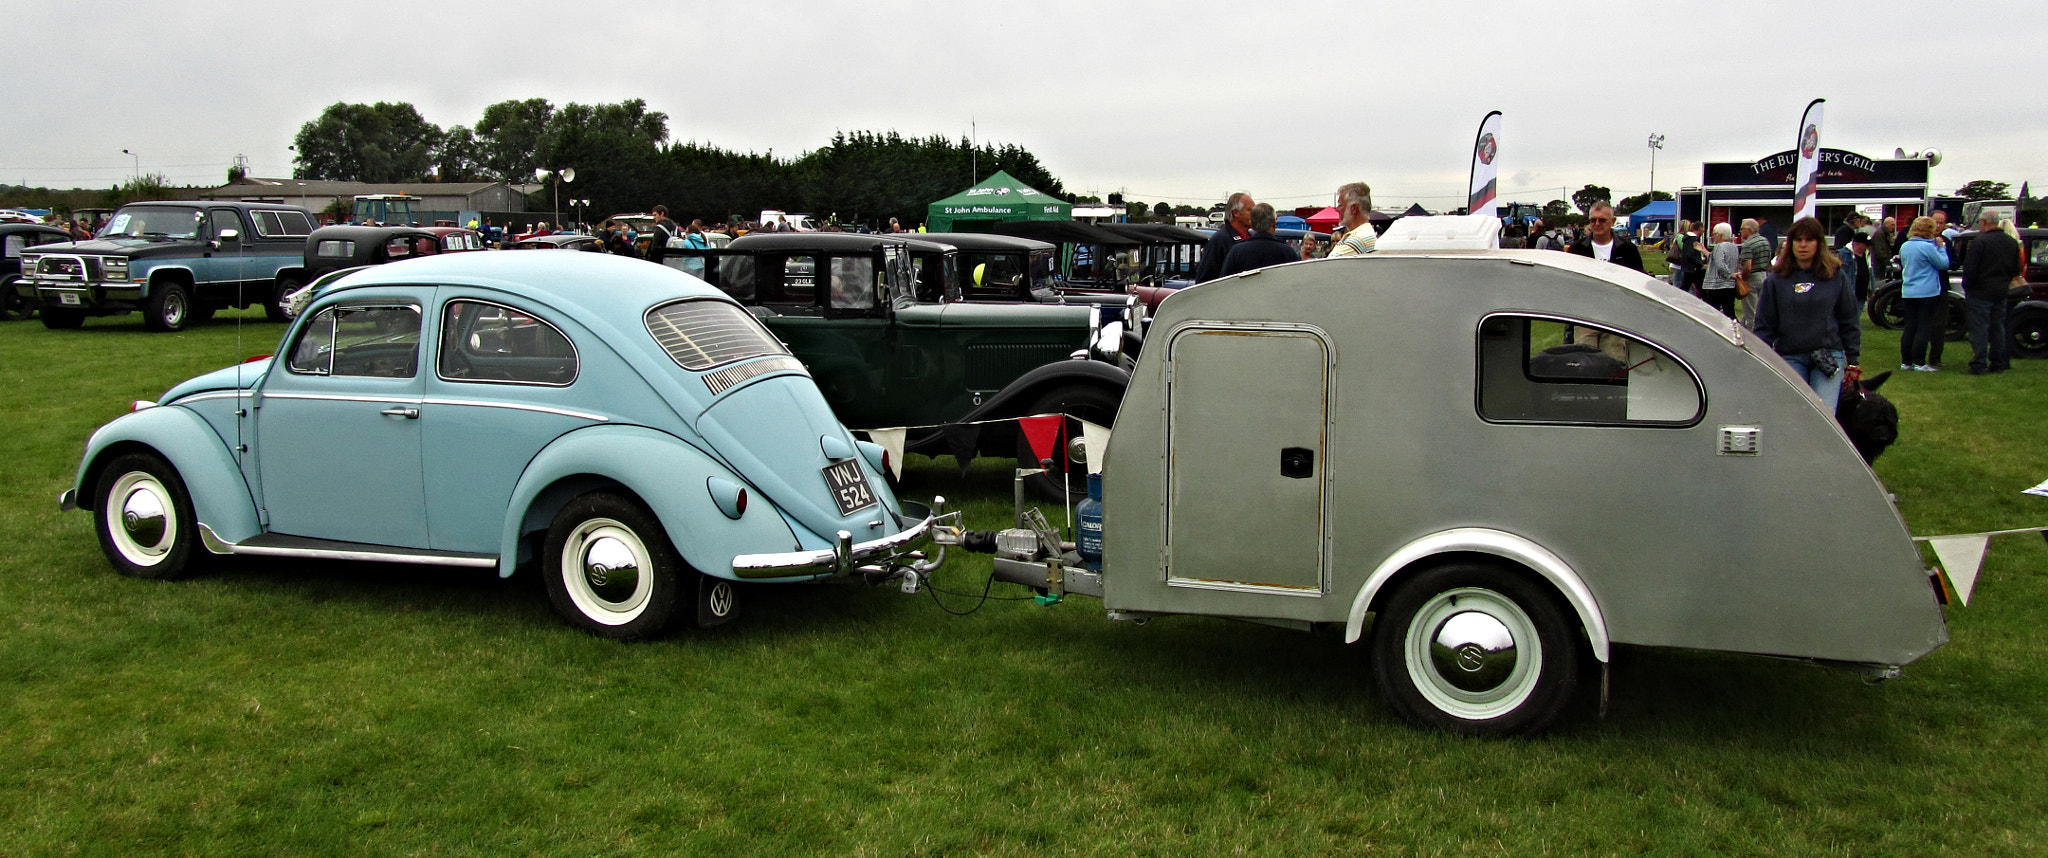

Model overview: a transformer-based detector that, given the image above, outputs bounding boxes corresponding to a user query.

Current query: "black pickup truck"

[15,200,315,330]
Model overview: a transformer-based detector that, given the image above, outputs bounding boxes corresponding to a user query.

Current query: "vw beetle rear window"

[645,299,789,370]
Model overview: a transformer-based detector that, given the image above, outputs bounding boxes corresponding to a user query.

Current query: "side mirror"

[212,228,240,249]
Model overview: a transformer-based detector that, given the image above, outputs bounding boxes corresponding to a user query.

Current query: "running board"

[199,525,498,568]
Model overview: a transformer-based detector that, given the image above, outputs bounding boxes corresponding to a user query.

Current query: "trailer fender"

[1344,527,1610,662]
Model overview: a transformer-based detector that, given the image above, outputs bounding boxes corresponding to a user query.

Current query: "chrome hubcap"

[1404,587,1541,720]
[562,518,651,625]
[1429,610,1518,693]
[108,472,175,566]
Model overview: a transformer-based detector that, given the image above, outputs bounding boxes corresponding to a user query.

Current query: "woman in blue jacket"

[1897,216,1950,372]
[1754,217,1860,410]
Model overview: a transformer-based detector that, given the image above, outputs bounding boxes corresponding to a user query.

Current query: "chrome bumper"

[731,499,948,579]
[58,488,78,512]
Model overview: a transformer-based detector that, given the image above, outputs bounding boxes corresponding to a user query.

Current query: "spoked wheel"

[2011,307,2048,359]
[1017,384,1120,503]
[1371,563,1580,736]
[1865,283,1903,330]
[543,492,684,640]
[93,453,206,580]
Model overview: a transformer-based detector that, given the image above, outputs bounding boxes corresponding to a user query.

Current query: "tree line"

[288,99,1067,229]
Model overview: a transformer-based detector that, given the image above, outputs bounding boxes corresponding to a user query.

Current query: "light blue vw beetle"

[62,251,943,639]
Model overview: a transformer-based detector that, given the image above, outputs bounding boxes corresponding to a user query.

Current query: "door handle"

[380,406,420,419]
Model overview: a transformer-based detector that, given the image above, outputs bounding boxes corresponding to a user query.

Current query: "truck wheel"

[1371,562,1580,736]
[266,276,305,322]
[543,492,684,640]
[1864,283,1903,330]
[93,453,207,580]
[2012,307,2048,359]
[1,276,32,321]
[40,307,85,329]
[1018,384,1119,503]
[143,283,191,332]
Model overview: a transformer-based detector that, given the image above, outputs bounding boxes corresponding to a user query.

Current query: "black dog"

[1835,371,1898,464]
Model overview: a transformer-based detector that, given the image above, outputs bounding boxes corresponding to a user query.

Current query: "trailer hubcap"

[1405,587,1542,720]
[1429,610,1519,693]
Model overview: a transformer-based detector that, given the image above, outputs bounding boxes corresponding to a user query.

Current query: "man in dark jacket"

[1196,192,1255,283]
[1566,202,1646,273]
[1962,212,2022,374]
[1219,204,1298,277]
[645,204,679,266]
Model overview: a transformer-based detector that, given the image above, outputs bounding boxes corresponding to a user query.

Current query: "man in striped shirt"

[1322,182,1379,258]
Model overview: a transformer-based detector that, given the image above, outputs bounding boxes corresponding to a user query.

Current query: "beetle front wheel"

[94,453,206,580]
[1371,563,1580,736]
[543,492,683,640]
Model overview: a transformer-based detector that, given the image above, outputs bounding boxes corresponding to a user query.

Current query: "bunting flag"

[1467,111,1503,216]
[1080,419,1112,475]
[1018,414,1064,468]
[1791,99,1825,221]
[1913,525,2048,607]
[861,428,906,480]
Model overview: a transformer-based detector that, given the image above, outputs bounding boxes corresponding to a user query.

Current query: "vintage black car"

[672,232,1130,499]
[289,225,487,318]
[1,222,73,321]
[14,201,315,330]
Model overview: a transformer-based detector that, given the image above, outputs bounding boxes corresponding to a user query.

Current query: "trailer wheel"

[1018,384,1119,503]
[1371,563,1579,736]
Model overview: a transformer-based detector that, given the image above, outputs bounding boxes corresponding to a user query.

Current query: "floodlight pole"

[1647,133,1665,202]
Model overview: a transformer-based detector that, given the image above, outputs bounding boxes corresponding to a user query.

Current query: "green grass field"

[3,305,2045,855]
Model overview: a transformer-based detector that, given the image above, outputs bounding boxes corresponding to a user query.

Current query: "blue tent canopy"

[1627,200,1677,224]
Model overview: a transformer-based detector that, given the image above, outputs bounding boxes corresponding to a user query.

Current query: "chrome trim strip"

[418,398,609,422]
[168,391,248,406]
[197,522,498,567]
[730,506,934,578]
[260,392,423,404]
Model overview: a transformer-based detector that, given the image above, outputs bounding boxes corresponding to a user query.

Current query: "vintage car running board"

[199,525,498,568]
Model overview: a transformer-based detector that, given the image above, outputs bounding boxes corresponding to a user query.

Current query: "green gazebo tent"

[925,170,1072,232]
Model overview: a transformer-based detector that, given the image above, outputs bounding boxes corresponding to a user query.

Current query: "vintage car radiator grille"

[965,343,1076,392]
[702,355,807,395]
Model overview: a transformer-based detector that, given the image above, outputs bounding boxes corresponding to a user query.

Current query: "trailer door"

[1164,325,1330,593]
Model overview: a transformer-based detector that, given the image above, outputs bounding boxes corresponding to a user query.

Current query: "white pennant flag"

[862,428,906,480]
[1791,98,1825,221]
[1080,419,1112,475]
[1928,535,1989,606]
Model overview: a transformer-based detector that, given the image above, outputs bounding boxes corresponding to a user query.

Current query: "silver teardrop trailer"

[938,235,1949,736]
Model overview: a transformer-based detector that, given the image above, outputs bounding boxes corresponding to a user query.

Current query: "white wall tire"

[543,493,682,640]
[93,453,204,580]
[1371,563,1580,736]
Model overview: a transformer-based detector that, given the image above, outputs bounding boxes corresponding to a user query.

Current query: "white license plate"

[57,292,81,305]
[822,458,877,516]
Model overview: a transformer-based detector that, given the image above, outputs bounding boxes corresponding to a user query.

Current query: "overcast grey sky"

[6,1,2042,212]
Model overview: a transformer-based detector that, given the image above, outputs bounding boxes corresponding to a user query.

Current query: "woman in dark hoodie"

[1754,216,1860,410]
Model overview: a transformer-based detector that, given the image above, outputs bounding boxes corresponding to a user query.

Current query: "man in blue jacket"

[1196,192,1254,283]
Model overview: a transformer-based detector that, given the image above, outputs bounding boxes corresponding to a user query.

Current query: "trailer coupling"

[934,505,1102,603]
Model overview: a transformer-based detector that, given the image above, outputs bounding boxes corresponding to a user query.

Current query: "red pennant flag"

[1018,414,1064,467]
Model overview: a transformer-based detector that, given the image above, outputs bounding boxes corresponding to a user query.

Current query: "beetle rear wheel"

[1370,563,1580,736]
[543,492,684,640]
[93,453,206,580]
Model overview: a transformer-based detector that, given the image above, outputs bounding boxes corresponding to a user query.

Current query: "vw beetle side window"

[438,300,578,386]
[1477,314,1702,426]
[287,304,423,379]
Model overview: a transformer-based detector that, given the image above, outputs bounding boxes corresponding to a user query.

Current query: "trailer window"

[1477,315,1701,426]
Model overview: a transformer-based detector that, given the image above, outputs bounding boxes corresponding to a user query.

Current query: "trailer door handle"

[380,406,420,419]
[1280,447,1314,479]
